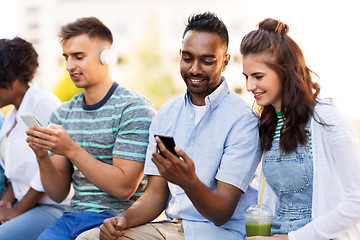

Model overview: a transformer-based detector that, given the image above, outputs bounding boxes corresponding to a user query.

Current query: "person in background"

[0,112,4,127]
[26,17,156,240]
[241,18,360,240]
[78,12,261,240]
[0,112,5,198]
[0,37,68,240]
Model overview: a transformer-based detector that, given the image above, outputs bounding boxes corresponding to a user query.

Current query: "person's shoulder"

[110,86,156,118]
[314,99,358,142]
[50,93,83,123]
[315,98,336,110]
[113,86,143,100]
[113,86,155,107]
[228,91,251,106]
[61,93,82,106]
[157,95,183,115]
[314,98,343,121]
[313,98,354,130]
[25,87,61,118]
[225,92,255,117]
[55,93,82,113]
[29,86,61,105]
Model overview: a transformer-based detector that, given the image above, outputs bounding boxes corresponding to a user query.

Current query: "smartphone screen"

[154,135,179,157]
[19,113,42,128]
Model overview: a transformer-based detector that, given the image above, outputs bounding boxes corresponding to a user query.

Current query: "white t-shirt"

[0,84,71,205]
[190,102,206,125]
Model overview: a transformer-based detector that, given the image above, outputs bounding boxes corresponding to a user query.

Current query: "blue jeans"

[0,204,65,240]
[37,211,114,240]
[0,164,6,198]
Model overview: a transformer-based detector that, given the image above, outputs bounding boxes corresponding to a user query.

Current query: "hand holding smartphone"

[20,113,42,128]
[154,135,179,157]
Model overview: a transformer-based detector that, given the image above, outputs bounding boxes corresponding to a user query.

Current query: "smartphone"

[20,113,42,128]
[154,135,179,157]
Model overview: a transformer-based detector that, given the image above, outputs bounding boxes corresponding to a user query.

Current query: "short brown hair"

[59,17,113,44]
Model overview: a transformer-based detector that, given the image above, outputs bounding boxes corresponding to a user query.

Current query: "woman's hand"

[0,200,12,209]
[0,206,18,224]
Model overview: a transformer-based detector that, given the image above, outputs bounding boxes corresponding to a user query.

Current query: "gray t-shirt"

[50,82,156,215]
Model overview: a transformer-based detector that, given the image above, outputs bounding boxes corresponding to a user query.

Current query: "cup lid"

[243,204,272,218]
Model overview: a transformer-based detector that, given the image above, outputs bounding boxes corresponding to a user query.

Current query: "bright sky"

[0,1,17,38]
[245,0,359,119]
[0,0,358,119]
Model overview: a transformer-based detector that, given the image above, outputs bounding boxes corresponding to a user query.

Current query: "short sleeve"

[215,109,261,192]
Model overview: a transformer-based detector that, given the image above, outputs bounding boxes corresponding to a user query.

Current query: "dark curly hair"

[183,12,229,50]
[0,37,39,89]
[240,18,320,153]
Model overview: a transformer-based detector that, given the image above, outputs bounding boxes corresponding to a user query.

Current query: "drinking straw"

[258,177,267,209]
[254,177,267,224]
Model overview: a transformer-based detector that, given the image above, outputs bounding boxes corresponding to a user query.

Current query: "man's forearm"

[151,142,243,226]
[183,177,242,226]
[37,155,72,203]
[118,176,169,228]
[65,144,144,201]
[0,183,16,204]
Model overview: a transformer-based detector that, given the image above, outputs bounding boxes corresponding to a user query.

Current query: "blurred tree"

[124,12,176,109]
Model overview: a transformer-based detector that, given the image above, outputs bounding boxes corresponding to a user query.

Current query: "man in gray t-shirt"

[27,17,155,240]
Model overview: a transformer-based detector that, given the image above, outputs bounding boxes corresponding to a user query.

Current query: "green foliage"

[124,13,177,109]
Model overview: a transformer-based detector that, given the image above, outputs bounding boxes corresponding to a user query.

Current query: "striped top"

[50,82,156,215]
[274,111,312,152]
[274,111,284,140]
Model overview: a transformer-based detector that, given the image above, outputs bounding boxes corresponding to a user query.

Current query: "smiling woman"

[240,18,360,240]
[242,54,282,112]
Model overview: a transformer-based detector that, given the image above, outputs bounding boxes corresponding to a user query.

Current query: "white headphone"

[100,48,116,65]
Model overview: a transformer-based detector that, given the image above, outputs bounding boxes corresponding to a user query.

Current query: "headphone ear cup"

[100,49,116,65]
